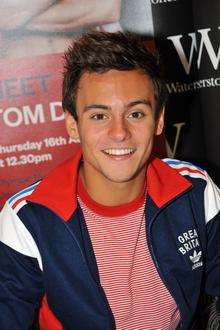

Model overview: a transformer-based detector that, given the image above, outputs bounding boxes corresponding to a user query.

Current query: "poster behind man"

[0,54,78,204]
[0,0,219,208]
[151,0,220,184]
[0,0,125,207]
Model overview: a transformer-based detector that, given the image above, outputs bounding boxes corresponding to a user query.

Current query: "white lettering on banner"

[0,104,45,127]
[0,141,43,154]
[0,137,68,155]
[44,136,67,148]
[49,102,64,121]
[5,153,52,167]
[165,122,185,158]
[166,76,220,94]
[151,0,177,4]
[2,107,23,127]
[23,104,45,125]
[167,27,220,74]
[0,159,5,167]
[0,134,75,168]
[0,101,64,127]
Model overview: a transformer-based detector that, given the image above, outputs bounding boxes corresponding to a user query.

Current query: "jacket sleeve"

[0,201,44,329]
[203,172,220,298]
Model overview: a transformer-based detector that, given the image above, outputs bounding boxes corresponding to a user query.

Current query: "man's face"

[65,69,164,184]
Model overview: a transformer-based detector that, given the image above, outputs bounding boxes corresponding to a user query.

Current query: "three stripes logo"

[189,250,203,270]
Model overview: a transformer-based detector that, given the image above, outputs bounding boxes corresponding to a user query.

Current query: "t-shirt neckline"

[77,176,146,217]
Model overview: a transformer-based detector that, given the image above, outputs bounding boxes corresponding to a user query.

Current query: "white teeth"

[103,148,135,156]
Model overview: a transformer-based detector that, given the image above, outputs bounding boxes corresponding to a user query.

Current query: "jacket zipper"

[146,187,193,328]
[147,219,183,328]
[62,219,115,329]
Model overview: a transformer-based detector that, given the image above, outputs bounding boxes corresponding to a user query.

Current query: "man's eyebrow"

[84,104,110,111]
[127,99,152,108]
[83,99,152,111]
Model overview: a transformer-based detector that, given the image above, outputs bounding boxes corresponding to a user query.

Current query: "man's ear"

[155,107,165,136]
[64,111,80,142]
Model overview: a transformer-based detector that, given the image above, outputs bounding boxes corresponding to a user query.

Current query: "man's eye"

[90,113,108,120]
[128,111,145,119]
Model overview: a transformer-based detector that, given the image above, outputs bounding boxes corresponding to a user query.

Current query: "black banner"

[151,0,220,184]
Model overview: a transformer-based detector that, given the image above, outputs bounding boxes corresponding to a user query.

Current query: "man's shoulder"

[4,181,41,214]
[161,158,220,224]
[162,158,220,214]
[162,158,207,182]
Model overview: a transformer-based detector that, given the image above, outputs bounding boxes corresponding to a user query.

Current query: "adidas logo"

[189,250,203,270]
[189,250,202,263]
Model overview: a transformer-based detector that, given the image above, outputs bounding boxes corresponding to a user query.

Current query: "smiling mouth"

[102,148,136,156]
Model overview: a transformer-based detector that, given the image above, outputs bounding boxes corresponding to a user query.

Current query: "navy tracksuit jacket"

[0,149,220,329]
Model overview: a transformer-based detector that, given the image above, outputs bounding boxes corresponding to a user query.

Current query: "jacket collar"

[28,147,192,221]
[146,157,192,208]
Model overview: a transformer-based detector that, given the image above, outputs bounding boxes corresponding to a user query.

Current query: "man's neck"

[79,165,146,207]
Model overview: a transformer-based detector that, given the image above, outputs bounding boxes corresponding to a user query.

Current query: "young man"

[0,32,220,329]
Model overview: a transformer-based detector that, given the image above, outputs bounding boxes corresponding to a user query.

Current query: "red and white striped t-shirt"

[78,178,180,329]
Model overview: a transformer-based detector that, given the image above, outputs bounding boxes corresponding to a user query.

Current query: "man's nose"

[108,118,131,142]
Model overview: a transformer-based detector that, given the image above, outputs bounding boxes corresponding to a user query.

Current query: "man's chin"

[102,172,140,184]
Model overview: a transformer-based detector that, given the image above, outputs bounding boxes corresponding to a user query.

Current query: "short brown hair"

[62,31,167,120]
